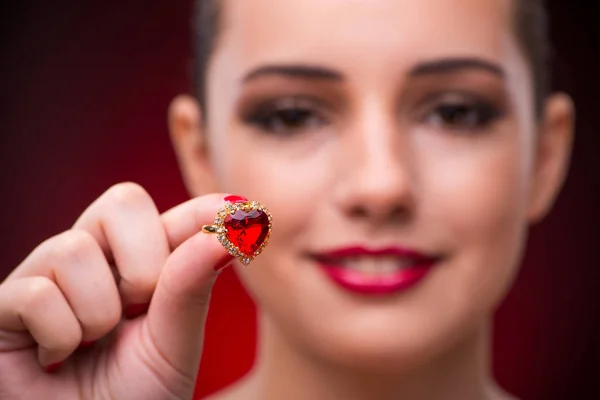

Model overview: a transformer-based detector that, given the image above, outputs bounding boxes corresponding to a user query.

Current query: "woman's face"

[173,0,572,370]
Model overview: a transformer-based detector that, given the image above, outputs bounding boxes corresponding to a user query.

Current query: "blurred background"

[1,1,599,399]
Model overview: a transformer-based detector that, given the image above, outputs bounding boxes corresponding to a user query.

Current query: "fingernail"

[224,195,248,203]
[214,253,235,272]
[79,340,95,349]
[124,303,149,319]
[45,362,63,373]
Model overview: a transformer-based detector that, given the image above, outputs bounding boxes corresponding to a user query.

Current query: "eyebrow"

[242,64,344,83]
[409,57,505,78]
[241,57,504,84]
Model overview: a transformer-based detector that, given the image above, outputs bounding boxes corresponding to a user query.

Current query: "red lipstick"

[313,246,438,295]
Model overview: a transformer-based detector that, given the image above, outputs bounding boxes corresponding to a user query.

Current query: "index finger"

[160,193,232,250]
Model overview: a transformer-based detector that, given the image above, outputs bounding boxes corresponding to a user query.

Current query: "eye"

[423,97,502,131]
[245,97,328,134]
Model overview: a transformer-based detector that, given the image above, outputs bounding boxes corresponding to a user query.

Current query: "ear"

[527,93,575,223]
[168,95,218,197]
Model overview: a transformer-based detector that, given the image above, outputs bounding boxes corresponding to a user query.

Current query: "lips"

[312,246,439,295]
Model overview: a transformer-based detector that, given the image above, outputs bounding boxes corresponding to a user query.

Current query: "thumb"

[144,194,235,377]
[147,231,231,375]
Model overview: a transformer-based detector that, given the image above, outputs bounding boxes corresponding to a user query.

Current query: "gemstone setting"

[214,200,272,265]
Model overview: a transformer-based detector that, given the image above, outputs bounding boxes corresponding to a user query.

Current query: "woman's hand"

[0,183,234,400]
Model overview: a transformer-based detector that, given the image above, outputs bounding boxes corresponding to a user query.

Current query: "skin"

[174,0,573,398]
[0,0,574,399]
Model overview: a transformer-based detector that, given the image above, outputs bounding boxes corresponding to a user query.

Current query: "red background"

[1,1,599,399]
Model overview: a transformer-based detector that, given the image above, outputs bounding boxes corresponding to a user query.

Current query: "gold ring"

[202,200,272,265]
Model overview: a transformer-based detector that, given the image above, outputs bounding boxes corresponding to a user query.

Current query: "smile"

[312,246,440,296]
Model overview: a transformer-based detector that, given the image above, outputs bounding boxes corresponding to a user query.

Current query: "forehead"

[214,0,517,73]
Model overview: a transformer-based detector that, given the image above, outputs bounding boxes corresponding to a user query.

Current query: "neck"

[242,314,505,400]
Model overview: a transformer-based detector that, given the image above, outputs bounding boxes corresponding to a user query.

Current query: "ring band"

[202,199,272,265]
[201,225,218,234]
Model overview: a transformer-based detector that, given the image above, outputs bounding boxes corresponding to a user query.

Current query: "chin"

[306,330,445,373]
[246,252,497,373]
[288,308,478,374]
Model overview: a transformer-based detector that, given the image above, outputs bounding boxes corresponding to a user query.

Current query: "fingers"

[0,277,82,367]
[73,182,171,310]
[145,194,234,374]
[7,230,122,344]
[0,184,238,375]
[160,192,230,249]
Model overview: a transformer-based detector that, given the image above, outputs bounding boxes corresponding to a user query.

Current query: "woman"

[0,0,574,399]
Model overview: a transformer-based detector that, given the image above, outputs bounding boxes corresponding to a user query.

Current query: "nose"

[334,110,416,224]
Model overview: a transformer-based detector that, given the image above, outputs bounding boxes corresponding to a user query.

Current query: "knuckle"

[105,182,153,209]
[121,271,159,295]
[22,277,56,310]
[20,279,82,349]
[49,230,98,263]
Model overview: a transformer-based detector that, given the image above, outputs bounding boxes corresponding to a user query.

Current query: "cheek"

[423,131,532,313]
[210,130,335,231]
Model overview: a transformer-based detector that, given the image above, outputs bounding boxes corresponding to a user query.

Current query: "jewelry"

[202,199,272,265]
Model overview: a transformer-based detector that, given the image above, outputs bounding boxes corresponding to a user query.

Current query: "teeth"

[337,256,414,275]
[380,259,398,273]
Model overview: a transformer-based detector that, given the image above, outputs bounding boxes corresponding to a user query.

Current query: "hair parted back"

[192,0,551,117]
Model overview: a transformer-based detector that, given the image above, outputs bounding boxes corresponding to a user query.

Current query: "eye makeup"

[415,90,507,133]
[234,67,511,137]
[241,95,331,135]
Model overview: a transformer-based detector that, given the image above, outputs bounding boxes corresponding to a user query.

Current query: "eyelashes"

[242,96,329,135]
[421,95,505,132]
[241,92,505,135]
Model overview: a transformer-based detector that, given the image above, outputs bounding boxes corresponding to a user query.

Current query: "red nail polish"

[79,340,95,348]
[125,303,149,319]
[214,253,235,272]
[224,195,248,204]
[45,362,63,373]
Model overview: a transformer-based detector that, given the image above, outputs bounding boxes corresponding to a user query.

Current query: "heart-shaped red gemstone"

[224,209,270,256]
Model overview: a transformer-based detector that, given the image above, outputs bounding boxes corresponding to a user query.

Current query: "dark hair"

[514,0,551,116]
[193,0,219,116]
[193,0,550,117]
